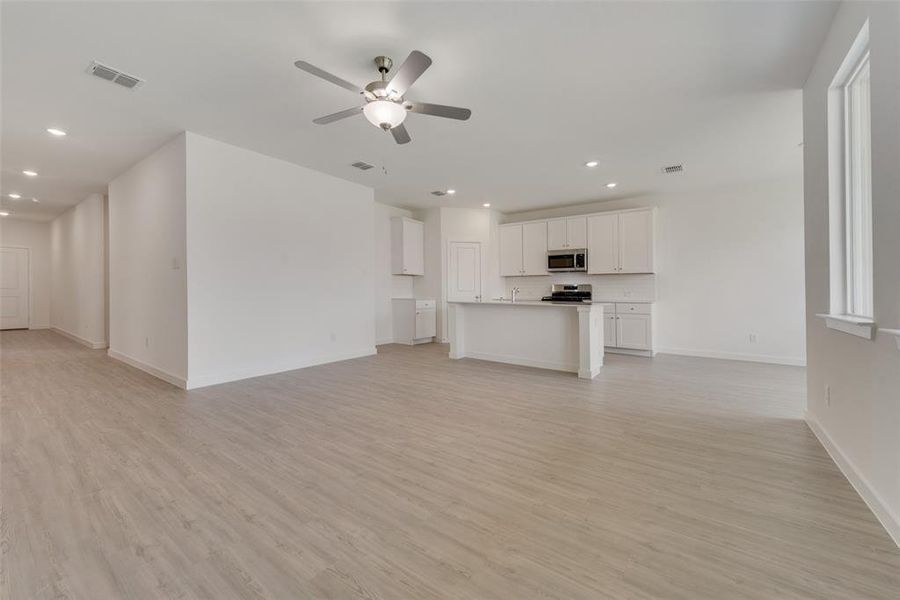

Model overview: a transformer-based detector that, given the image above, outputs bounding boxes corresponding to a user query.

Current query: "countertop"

[448,299,654,308]
[449,300,599,308]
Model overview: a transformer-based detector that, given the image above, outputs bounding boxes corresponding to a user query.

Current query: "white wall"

[409,207,504,342]
[374,202,415,344]
[49,193,107,347]
[184,133,375,388]
[504,175,806,365]
[108,134,188,384]
[0,219,51,328]
[803,1,900,546]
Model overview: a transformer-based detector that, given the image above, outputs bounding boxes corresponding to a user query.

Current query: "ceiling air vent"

[430,190,448,197]
[661,164,684,174]
[351,161,374,171]
[87,61,145,90]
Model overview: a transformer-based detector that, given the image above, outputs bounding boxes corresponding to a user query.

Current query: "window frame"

[823,20,874,337]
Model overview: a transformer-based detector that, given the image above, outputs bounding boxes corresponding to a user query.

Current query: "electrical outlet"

[825,384,831,407]
[749,333,758,343]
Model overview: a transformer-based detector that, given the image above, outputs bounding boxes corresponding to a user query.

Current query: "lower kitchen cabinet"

[392,299,436,345]
[602,302,655,356]
[616,313,652,350]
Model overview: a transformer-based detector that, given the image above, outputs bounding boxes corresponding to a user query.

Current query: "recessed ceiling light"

[8,193,21,199]
[31,197,40,203]
[23,170,38,177]
[606,182,617,189]
[46,128,67,137]
[585,161,599,168]
[0,211,9,217]
[446,189,456,195]
[483,203,491,208]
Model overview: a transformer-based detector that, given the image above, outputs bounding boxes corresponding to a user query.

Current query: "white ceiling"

[1,1,837,221]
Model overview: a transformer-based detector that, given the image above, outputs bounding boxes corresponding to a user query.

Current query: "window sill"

[816,314,876,339]
[881,328,900,350]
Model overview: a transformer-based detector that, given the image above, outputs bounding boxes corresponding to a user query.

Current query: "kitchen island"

[447,300,604,379]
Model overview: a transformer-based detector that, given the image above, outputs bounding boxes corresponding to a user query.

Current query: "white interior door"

[1,247,30,330]
[448,242,482,302]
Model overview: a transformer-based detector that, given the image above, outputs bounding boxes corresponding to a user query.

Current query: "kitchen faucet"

[511,287,520,303]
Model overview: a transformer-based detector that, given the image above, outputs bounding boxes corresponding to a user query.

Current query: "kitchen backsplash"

[502,273,657,302]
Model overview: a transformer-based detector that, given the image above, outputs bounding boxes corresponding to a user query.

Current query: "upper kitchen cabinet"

[547,216,587,250]
[618,210,654,273]
[587,208,655,274]
[522,221,548,275]
[391,217,425,275]
[500,223,524,276]
[500,222,548,276]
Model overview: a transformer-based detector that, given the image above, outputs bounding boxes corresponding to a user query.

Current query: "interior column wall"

[50,193,107,347]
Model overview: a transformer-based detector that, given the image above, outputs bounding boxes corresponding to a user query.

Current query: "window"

[827,21,873,321]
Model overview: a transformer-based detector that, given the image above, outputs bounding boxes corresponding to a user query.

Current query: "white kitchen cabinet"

[522,221,548,275]
[547,219,567,250]
[391,217,424,275]
[604,314,618,348]
[499,223,524,276]
[587,209,654,274]
[567,216,588,249]
[587,213,619,274]
[547,217,587,250]
[392,299,435,345]
[615,313,652,350]
[618,210,654,273]
[600,302,655,356]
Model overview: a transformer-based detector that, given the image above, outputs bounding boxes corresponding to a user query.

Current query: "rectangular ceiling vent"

[430,190,447,197]
[87,61,145,90]
[661,164,684,174]
[351,161,374,171]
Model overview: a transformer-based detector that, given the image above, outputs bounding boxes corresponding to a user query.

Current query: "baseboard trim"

[107,349,188,389]
[460,351,577,374]
[606,347,654,358]
[657,346,806,367]
[185,347,378,389]
[375,337,394,346]
[805,412,900,548]
[51,327,107,350]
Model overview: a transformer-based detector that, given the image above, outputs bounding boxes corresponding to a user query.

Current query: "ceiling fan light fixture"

[363,100,407,130]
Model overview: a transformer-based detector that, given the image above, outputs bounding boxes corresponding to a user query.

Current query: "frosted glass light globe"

[363,100,407,130]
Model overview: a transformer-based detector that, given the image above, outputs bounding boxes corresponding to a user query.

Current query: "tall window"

[829,22,873,319]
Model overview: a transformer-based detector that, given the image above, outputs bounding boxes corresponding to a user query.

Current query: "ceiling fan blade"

[386,50,432,96]
[294,60,362,94]
[406,102,472,121]
[312,106,362,125]
[391,123,411,144]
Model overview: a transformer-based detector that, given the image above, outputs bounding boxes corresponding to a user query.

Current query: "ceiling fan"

[294,50,471,144]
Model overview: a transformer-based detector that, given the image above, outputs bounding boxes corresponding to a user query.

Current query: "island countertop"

[447,300,601,308]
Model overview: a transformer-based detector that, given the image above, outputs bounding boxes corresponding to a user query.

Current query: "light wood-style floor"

[3,330,899,599]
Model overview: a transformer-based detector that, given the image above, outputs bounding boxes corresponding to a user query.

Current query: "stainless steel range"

[541,284,592,303]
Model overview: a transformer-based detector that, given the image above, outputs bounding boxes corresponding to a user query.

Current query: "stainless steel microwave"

[547,249,587,272]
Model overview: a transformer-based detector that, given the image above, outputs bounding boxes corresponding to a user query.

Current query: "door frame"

[445,240,483,341]
[1,245,32,330]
